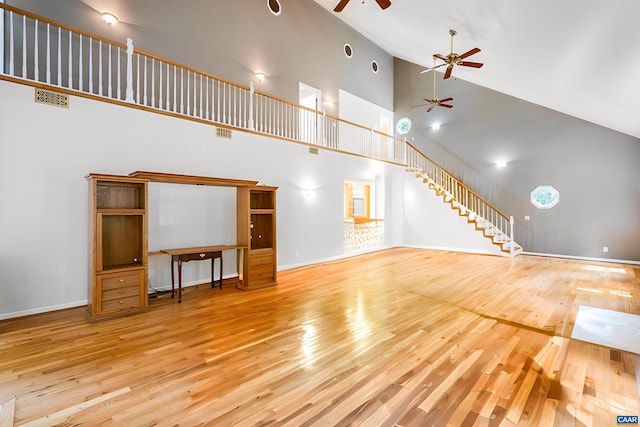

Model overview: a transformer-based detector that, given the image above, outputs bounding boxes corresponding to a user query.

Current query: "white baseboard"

[522,251,640,265]
[278,245,392,271]
[400,244,499,256]
[0,300,87,321]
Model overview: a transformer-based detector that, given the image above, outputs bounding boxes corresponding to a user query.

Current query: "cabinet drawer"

[102,284,141,301]
[181,251,221,262]
[101,295,143,313]
[249,252,273,267]
[100,271,143,290]
[250,269,275,282]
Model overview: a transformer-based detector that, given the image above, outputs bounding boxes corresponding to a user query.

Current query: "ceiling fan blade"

[375,0,392,9]
[433,53,448,62]
[439,103,454,109]
[458,61,484,68]
[420,63,447,74]
[427,105,435,113]
[443,65,453,79]
[458,47,481,60]
[439,97,453,103]
[334,0,350,12]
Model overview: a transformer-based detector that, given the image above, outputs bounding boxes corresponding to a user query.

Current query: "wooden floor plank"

[1,248,639,426]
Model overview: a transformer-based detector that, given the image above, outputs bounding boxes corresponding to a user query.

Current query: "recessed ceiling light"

[432,123,440,131]
[102,12,118,25]
[497,160,507,168]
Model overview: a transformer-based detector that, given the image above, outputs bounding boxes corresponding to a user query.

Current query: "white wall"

[339,89,393,130]
[403,175,502,255]
[0,80,501,319]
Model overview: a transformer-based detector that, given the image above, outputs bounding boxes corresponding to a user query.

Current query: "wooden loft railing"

[0,3,520,256]
[0,3,406,165]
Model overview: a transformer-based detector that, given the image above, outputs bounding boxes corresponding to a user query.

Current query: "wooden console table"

[160,245,246,302]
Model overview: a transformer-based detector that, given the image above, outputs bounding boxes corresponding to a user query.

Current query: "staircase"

[409,167,523,256]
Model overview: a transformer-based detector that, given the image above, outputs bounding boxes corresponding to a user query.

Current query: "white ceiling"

[313,0,640,139]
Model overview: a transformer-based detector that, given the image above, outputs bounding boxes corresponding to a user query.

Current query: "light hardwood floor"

[1,248,639,426]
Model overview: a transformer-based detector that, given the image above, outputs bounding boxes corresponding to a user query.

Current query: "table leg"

[211,257,216,289]
[219,255,223,289]
[170,255,176,298]
[178,259,183,303]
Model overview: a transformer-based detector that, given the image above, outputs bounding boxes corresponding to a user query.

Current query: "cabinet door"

[250,214,274,249]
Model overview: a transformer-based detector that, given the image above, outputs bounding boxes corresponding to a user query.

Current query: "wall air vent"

[35,88,69,108]
[309,147,319,155]
[216,128,232,139]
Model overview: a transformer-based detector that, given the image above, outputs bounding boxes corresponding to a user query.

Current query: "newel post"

[321,108,326,146]
[125,38,134,103]
[509,216,515,257]
[248,82,255,130]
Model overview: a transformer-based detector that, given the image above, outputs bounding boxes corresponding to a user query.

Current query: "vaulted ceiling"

[313,0,640,139]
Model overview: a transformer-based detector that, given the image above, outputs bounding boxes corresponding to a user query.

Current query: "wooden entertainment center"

[86,171,278,322]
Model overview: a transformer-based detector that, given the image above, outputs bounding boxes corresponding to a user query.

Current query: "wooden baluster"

[143,56,147,105]
[151,58,155,107]
[107,44,113,98]
[125,38,134,102]
[99,41,103,96]
[206,76,210,121]
[135,53,140,103]
[57,27,61,86]
[173,65,177,112]
[9,11,14,76]
[165,63,171,111]
[33,19,40,83]
[158,59,163,108]
[46,23,51,83]
[117,46,121,100]
[187,70,191,115]
[186,70,190,116]
[79,34,83,91]
[67,30,72,88]
[23,16,27,78]
[180,68,184,114]
[88,37,92,93]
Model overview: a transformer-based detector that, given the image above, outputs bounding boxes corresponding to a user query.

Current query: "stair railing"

[405,141,516,253]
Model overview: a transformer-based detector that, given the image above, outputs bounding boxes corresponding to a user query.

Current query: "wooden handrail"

[405,142,509,222]
[132,48,252,91]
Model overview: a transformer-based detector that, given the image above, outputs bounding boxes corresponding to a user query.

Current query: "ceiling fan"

[421,29,483,79]
[421,58,454,113]
[334,0,391,12]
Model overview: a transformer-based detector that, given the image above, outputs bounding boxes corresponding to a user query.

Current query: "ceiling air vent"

[216,127,232,139]
[35,88,69,108]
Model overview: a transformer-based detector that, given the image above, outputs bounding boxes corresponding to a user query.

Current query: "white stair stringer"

[409,168,523,257]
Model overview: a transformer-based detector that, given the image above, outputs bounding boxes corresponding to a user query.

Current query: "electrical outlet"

[603,247,609,253]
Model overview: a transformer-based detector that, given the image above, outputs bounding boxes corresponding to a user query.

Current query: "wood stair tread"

[412,171,522,257]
